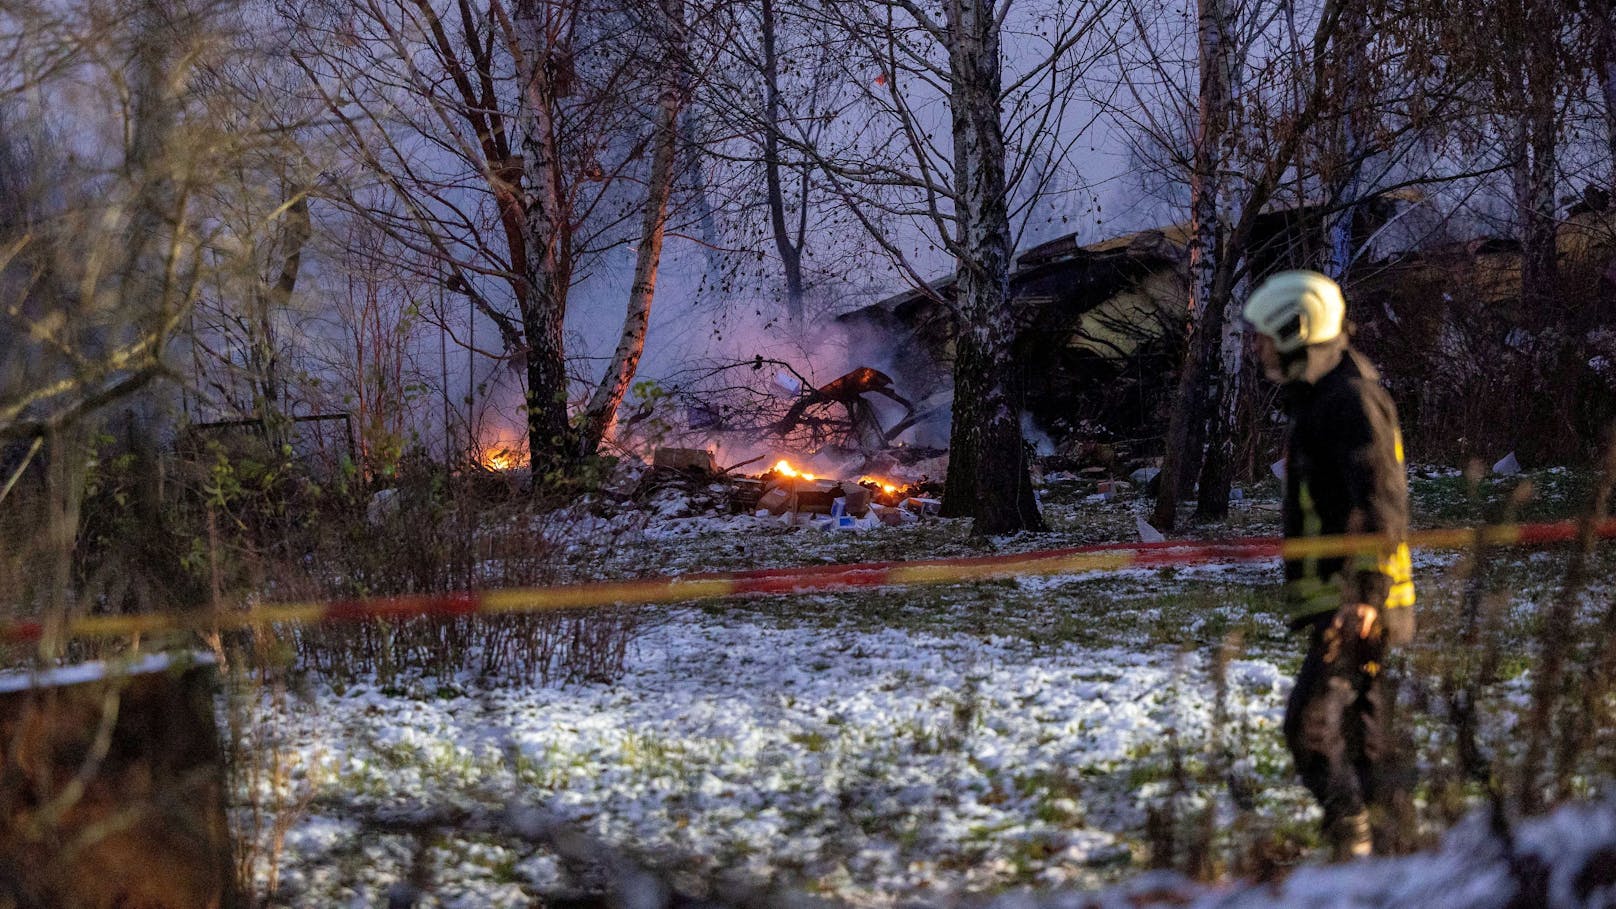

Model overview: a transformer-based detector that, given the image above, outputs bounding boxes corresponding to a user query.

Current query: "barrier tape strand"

[5,518,1614,646]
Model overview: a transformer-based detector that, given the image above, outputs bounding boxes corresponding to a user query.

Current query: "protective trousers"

[1283,613,1414,850]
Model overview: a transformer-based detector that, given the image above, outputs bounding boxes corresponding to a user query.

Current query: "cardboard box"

[838,484,873,517]
[902,496,942,516]
[652,447,717,475]
[757,486,791,515]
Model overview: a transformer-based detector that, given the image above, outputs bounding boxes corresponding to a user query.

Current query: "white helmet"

[1242,270,1345,353]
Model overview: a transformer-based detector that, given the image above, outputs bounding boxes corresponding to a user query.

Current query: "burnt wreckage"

[774,367,918,452]
[836,205,1336,451]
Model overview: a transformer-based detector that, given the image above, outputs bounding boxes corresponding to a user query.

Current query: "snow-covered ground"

[237,468,1613,906]
[1020,800,1616,908]
[248,602,1303,906]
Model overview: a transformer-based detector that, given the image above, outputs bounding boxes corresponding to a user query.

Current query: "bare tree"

[576,0,695,455]
[0,0,306,636]
[1442,0,1583,312]
[759,0,808,326]
[774,0,1114,534]
[282,0,643,477]
[284,0,732,474]
[689,0,860,335]
[1123,0,1469,528]
[1138,0,1236,529]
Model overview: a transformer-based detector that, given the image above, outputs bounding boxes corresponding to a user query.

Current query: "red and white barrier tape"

[4,518,1612,645]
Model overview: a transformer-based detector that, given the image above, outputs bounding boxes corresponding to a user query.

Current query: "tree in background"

[781,0,1113,534]
[1130,0,1466,529]
[0,0,306,636]
[575,0,710,457]
[284,0,728,476]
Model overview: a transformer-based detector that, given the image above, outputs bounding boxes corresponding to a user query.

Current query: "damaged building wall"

[840,204,1616,472]
[1350,208,1616,464]
[834,212,1306,456]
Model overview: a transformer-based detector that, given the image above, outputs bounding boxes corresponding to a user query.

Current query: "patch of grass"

[621,731,690,775]
[1408,467,1593,526]
[789,730,831,753]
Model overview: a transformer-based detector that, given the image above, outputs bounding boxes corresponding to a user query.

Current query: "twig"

[0,435,43,506]
[720,454,766,475]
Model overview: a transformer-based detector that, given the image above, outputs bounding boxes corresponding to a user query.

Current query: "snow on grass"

[243,467,1607,905]
[1031,799,1616,909]
[252,601,1303,905]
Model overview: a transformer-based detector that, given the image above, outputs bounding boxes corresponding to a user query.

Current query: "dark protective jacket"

[1280,337,1415,629]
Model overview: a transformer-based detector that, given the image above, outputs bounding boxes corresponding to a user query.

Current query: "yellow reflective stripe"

[1380,543,1412,582]
[889,563,971,585]
[1386,581,1415,608]
[1287,481,1334,618]
[1377,542,1415,608]
[1298,481,1322,588]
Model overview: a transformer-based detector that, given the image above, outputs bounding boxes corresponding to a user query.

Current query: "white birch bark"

[940,0,1043,533]
[1151,0,1231,529]
[578,6,685,456]
[512,0,577,474]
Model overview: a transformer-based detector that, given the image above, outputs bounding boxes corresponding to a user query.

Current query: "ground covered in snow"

[240,466,1612,906]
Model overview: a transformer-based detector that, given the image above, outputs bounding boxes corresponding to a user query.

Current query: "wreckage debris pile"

[637,448,942,530]
[754,460,942,529]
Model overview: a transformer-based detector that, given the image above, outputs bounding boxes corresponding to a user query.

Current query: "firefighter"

[1243,270,1416,860]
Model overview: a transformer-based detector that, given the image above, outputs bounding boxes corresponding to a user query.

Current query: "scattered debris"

[903,496,943,516]
[368,487,401,525]
[652,447,718,475]
[1097,479,1132,500]
[630,452,942,533]
[774,366,919,453]
[1492,451,1521,476]
[751,460,924,533]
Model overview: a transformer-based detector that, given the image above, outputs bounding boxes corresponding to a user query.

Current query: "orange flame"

[771,458,817,482]
[479,445,525,471]
[860,476,900,494]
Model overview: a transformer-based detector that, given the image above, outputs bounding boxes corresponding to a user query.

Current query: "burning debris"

[750,458,941,528]
[773,366,920,453]
[478,448,525,472]
[634,449,942,530]
[648,358,938,459]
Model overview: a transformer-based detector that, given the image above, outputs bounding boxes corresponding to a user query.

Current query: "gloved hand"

[1331,603,1379,641]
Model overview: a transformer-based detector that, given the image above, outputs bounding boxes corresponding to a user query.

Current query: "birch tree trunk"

[1518,104,1559,316]
[1326,2,1370,280]
[577,5,685,457]
[513,0,578,479]
[1151,0,1230,532]
[940,0,1044,534]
